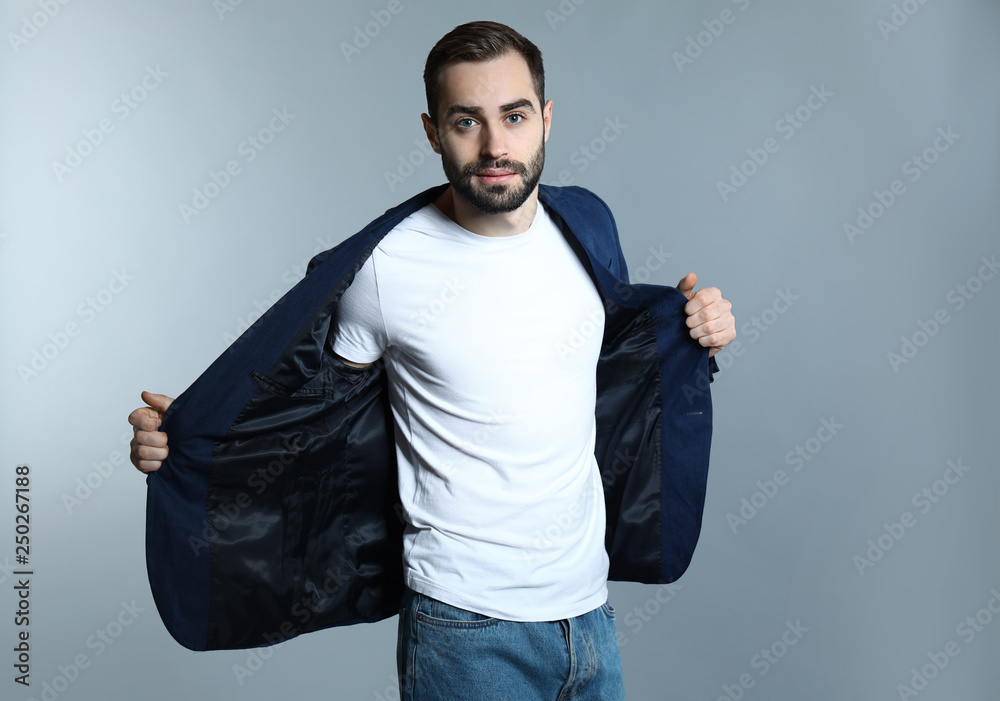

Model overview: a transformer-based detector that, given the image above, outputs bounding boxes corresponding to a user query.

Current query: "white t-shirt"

[331,200,608,621]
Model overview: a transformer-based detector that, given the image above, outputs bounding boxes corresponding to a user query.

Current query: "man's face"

[423,52,552,215]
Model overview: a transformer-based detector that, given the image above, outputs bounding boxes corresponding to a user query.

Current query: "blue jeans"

[396,586,627,700]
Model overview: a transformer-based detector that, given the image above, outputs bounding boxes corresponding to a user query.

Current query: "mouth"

[474,168,518,185]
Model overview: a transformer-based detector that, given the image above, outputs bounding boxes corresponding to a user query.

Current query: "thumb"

[676,272,697,299]
[140,390,174,417]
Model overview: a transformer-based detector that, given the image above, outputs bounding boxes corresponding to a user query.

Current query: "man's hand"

[677,272,736,358]
[128,391,174,473]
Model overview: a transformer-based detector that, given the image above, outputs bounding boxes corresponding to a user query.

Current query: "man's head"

[422,22,551,216]
[423,21,545,128]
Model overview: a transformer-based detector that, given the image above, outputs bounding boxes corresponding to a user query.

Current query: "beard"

[441,137,545,215]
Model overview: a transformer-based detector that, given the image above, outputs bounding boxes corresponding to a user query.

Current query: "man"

[130,21,735,700]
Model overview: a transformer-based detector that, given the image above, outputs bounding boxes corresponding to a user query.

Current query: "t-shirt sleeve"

[329,254,387,363]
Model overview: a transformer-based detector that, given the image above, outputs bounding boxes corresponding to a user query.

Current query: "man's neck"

[433,186,539,238]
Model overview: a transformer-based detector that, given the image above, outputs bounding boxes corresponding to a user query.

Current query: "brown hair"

[423,21,545,126]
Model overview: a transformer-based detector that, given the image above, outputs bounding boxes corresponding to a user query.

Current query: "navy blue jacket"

[145,183,713,651]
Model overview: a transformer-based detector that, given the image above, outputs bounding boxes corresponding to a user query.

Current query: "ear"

[542,99,553,143]
[421,113,442,154]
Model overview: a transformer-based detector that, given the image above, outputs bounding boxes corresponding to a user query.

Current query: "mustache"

[463,159,528,176]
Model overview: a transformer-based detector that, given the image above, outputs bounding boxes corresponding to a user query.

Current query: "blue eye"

[457,118,476,129]
[507,113,524,124]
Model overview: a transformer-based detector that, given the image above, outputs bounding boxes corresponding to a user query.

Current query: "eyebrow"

[444,98,537,120]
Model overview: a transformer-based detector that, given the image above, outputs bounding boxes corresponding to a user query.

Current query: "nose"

[479,123,507,162]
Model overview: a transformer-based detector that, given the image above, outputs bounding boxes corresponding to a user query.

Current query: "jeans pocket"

[414,593,498,630]
[600,601,616,619]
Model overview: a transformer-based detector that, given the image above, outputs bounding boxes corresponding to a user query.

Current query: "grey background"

[2,0,998,699]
